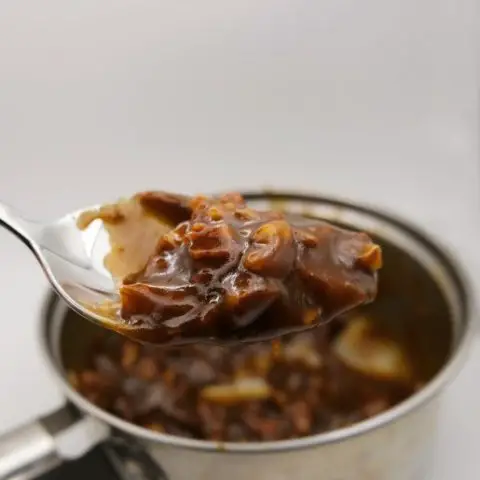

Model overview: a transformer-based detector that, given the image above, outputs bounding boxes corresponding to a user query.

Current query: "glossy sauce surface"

[80,192,381,345]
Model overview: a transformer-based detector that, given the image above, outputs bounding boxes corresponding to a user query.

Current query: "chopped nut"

[159,231,180,250]
[252,220,291,244]
[201,377,272,404]
[121,342,139,370]
[302,308,318,325]
[189,195,209,211]
[284,341,323,369]
[234,208,259,221]
[191,222,205,232]
[334,317,412,382]
[356,244,383,271]
[244,220,295,277]
[208,207,223,221]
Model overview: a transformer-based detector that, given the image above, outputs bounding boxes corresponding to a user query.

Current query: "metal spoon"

[0,196,382,346]
[0,200,125,332]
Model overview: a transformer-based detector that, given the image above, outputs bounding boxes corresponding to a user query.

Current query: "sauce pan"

[0,192,474,480]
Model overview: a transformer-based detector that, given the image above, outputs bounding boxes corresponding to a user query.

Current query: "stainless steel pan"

[0,192,474,480]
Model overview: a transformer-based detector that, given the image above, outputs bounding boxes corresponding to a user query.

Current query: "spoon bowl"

[0,192,382,346]
[0,201,124,332]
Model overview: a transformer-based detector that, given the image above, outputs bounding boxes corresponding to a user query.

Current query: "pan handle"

[0,404,110,480]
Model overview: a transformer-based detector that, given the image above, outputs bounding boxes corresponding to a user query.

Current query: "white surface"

[0,1,479,477]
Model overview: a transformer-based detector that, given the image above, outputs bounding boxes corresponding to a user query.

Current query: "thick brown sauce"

[68,193,446,443]
[69,313,418,442]
[79,192,382,346]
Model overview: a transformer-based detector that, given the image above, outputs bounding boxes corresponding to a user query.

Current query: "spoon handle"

[0,201,37,249]
[0,201,94,269]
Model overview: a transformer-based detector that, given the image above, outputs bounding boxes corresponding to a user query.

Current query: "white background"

[0,1,479,478]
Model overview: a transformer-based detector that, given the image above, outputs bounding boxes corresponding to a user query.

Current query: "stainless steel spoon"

[0,201,124,332]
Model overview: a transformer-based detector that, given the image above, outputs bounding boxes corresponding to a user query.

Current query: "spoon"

[0,194,382,346]
[0,201,124,332]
